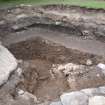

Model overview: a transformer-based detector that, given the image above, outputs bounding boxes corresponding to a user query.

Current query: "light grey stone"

[81,86,105,96]
[17,90,38,103]
[0,20,5,25]
[0,45,17,86]
[98,86,105,94]
[16,14,28,19]
[97,63,105,74]
[86,59,92,66]
[81,88,99,97]
[50,101,62,105]
[89,96,105,105]
[60,91,88,105]
[12,25,19,30]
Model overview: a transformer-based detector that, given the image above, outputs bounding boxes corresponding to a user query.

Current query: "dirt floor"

[1,5,105,103]
[7,37,105,102]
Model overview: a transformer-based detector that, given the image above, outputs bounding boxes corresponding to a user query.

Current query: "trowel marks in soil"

[8,37,105,101]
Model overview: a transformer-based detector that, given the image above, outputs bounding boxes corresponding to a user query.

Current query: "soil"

[1,4,105,103]
[7,37,105,101]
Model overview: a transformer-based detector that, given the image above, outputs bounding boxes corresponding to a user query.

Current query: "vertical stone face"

[0,45,17,86]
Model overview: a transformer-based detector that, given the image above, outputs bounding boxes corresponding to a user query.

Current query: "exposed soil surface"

[7,37,105,101]
[1,5,105,103]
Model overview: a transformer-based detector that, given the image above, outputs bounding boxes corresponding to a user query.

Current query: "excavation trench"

[7,35,105,101]
[1,5,105,102]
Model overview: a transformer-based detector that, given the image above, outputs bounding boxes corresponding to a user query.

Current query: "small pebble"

[86,59,92,66]
[18,89,24,95]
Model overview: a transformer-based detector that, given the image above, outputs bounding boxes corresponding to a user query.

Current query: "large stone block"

[0,45,17,86]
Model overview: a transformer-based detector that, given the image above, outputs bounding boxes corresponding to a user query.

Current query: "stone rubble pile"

[49,59,105,105]
[51,62,105,89]
[50,62,105,105]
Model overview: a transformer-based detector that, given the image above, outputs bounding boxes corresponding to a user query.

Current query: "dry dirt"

[1,5,105,103]
[7,37,105,102]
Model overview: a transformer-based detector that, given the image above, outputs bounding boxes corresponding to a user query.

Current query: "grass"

[0,0,105,9]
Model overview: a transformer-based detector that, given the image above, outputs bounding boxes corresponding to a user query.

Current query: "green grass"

[0,0,105,9]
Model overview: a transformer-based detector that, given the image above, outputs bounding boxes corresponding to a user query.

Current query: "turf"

[0,0,105,9]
